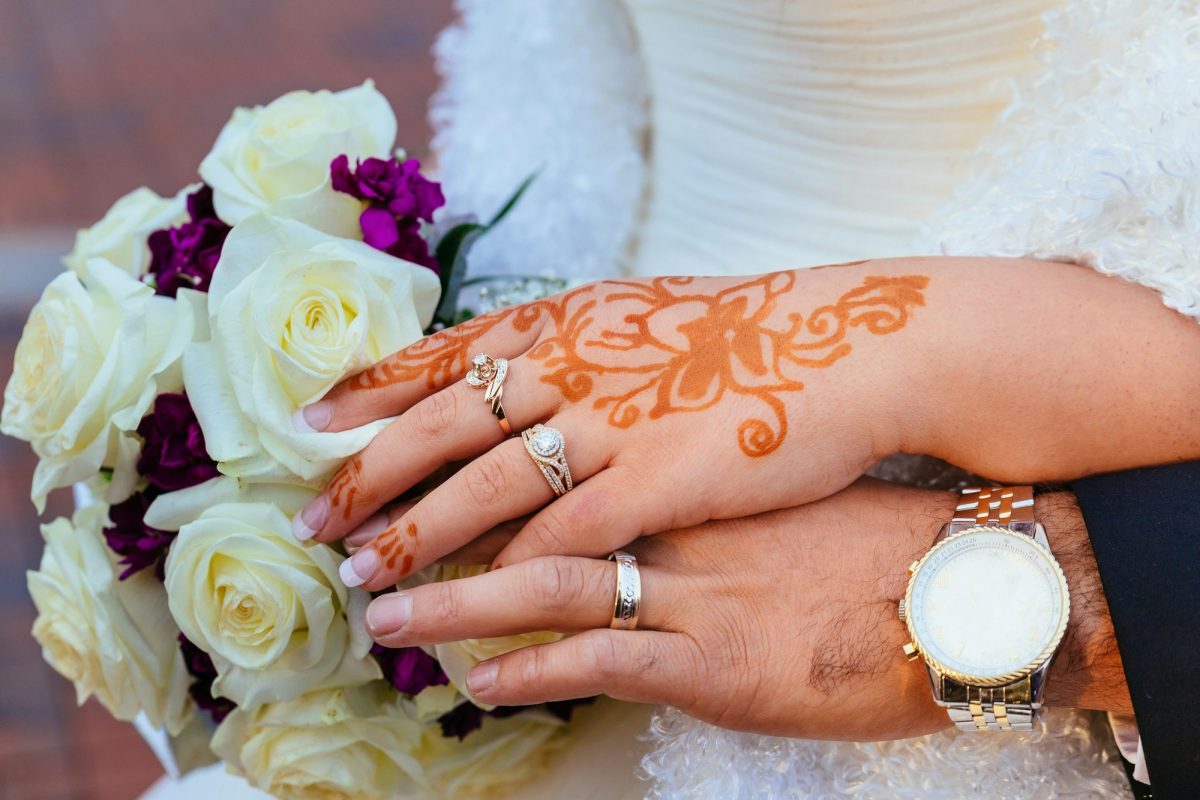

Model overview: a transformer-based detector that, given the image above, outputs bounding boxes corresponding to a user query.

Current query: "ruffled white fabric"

[430,0,648,280]
[922,0,1200,320]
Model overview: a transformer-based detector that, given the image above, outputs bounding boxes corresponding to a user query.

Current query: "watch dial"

[909,528,1068,681]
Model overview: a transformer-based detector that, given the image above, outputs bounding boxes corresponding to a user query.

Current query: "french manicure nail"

[467,661,499,698]
[292,495,329,541]
[366,593,412,636]
[340,548,380,588]
[293,401,332,433]
[346,512,389,548]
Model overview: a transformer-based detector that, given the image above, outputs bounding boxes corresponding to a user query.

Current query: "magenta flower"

[136,393,219,493]
[179,635,236,724]
[331,155,444,271]
[146,185,230,297]
[371,643,449,696]
[102,491,174,580]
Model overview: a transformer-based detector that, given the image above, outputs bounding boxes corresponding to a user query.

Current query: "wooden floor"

[0,1,454,796]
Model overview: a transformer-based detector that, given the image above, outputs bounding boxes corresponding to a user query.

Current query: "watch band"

[953,485,1035,527]
[945,486,1039,732]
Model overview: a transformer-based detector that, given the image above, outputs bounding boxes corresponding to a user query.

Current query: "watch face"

[907,526,1070,683]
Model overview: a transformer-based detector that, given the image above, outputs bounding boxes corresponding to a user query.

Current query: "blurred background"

[0,2,453,796]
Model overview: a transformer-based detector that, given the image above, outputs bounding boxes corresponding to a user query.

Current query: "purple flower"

[179,635,236,724]
[102,491,174,580]
[331,155,444,221]
[146,185,230,297]
[331,155,443,271]
[436,697,596,741]
[136,393,219,492]
[371,643,449,696]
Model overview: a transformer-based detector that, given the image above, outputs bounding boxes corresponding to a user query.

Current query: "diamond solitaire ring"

[465,353,512,435]
[521,424,573,496]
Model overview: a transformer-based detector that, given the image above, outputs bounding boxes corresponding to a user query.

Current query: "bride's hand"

[295,256,1200,592]
[293,265,934,590]
[359,479,1129,739]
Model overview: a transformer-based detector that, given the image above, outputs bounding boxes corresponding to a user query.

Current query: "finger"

[463,629,700,708]
[339,424,612,590]
[366,554,674,647]
[294,355,558,543]
[296,305,548,433]
[491,465,673,568]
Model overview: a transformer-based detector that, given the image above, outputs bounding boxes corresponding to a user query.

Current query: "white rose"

[63,186,190,278]
[430,566,564,709]
[165,500,379,707]
[211,684,427,800]
[27,503,192,734]
[1,260,194,511]
[184,214,439,483]
[199,81,395,234]
[414,706,567,798]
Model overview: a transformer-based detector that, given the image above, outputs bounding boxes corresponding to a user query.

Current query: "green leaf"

[486,169,539,229]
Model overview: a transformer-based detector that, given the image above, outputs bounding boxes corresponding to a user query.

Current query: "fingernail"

[366,593,411,636]
[293,401,332,433]
[340,547,380,588]
[467,661,499,698]
[346,512,389,548]
[291,495,329,540]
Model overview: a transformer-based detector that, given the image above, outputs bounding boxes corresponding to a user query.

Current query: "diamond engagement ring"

[608,550,641,631]
[521,424,573,496]
[465,353,512,435]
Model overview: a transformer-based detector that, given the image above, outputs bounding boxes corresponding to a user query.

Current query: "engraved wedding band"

[465,353,512,435]
[521,424,573,496]
[609,550,641,631]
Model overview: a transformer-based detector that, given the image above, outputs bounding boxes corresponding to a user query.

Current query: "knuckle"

[581,631,623,681]
[411,389,459,439]
[522,508,574,554]
[432,581,464,625]
[517,642,549,688]
[525,557,588,615]
[462,455,512,508]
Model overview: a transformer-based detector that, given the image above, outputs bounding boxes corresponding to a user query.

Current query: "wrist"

[1038,491,1133,714]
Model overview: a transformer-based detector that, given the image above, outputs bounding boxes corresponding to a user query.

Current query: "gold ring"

[521,424,573,496]
[465,353,512,435]
[609,550,641,631]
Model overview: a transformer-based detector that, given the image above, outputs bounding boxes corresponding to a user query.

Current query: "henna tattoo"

[373,522,420,576]
[529,273,928,457]
[349,304,547,392]
[327,455,364,520]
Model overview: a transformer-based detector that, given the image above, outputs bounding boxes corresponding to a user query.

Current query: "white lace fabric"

[430,0,1196,796]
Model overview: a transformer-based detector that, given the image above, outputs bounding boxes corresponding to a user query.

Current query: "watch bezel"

[903,524,1071,687]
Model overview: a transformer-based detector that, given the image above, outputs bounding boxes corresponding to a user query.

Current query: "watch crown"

[908,560,920,575]
[902,642,920,661]
[897,599,907,622]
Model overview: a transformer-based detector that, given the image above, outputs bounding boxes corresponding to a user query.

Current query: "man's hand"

[361,479,1130,740]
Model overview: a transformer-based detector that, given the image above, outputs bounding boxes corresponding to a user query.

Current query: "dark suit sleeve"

[1072,462,1200,800]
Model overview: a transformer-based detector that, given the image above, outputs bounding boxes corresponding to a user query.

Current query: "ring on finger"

[521,424,573,496]
[465,353,512,435]
[608,550,641,631]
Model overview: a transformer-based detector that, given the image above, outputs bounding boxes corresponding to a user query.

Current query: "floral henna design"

[374,522,419,575]
[327,454,365,520]
[530,273,929,457]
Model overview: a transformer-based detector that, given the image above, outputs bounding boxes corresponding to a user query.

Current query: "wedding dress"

[432,0,1200,797]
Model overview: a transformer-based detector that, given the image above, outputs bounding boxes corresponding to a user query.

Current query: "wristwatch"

[899,486,1071,731]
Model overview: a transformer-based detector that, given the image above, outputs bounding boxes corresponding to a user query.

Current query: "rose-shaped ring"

[608,550,642,631]
[465,353,512,435]
[521,424,573,497]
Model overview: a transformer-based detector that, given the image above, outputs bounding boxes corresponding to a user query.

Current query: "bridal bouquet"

[2,81,579,799]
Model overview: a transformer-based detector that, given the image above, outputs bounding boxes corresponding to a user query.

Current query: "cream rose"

[211,684,427,800]
[27,503,192,734]
[63,186,189,278]
[414,705,567,798]
[199,81,395,233]
[184,214,439,483]
[429,566,564,708]
[165,500,379,707]
[1,259,194,511]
